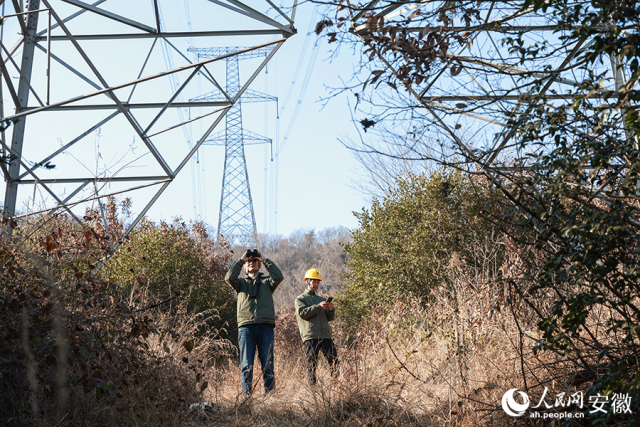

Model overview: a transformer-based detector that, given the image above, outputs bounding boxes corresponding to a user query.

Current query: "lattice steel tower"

[188,47,276,245]
[0,0,295,250]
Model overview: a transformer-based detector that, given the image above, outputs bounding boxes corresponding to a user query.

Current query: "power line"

[278,37,321,155]
[270,6,322,233]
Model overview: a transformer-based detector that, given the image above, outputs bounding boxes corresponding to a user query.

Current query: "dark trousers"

[304,338,338,385]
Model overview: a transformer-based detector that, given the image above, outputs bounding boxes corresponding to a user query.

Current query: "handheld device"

[326,297,333,303]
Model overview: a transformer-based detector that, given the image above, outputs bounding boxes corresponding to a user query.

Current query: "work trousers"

[238,323,275,395]
[304,338,338,385]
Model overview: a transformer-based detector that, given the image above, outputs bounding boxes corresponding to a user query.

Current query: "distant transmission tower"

[188,47,277,245]
[0,0,295,251]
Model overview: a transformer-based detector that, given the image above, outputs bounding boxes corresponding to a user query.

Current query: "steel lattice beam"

[346,1,624,175]
[0,0,295,252]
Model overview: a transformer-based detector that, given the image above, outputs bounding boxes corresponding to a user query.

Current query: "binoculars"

[245,248,261,258]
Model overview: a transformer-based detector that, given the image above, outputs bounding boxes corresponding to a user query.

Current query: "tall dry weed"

[189,253,598,426]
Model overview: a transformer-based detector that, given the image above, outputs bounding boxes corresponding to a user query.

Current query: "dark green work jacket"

[295,289,335,342]
[225,259,284,328]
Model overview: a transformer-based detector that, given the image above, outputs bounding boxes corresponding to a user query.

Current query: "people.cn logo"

[502,389,530,417]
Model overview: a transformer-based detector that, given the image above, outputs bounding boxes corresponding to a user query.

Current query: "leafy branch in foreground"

[488,0,640,422]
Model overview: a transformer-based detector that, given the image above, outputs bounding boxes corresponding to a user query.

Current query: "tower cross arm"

[202,129,271,146]
[188,46,273,60]
[190,88,277,103]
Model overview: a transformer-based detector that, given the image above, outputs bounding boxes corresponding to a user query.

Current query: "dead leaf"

[315,19,333,35]
[450,64,462,76]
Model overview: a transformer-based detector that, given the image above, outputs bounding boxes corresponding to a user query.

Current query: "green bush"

[339,168,502,330]
[103,219,235,341]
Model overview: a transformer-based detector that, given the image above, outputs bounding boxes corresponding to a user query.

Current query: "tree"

[250,227,352,311]
[103,218,235,340]
[339,168,502,329]
[321,0,640,420]
[495,1,640,418]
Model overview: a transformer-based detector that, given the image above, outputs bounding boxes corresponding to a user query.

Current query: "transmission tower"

[0,0,295,251]
[188,47,277,245]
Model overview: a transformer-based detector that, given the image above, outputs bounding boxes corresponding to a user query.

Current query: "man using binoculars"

[225,248,283,396]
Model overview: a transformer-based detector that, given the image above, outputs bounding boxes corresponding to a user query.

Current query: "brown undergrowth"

[0,208,234,427]
[1,208,624,426]
[191,274,598,426]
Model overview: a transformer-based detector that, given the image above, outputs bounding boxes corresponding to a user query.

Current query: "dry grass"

[2,212,613,426]
[3,270,599,427]
[185,278,583,427]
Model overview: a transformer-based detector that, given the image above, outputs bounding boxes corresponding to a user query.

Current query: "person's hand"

[256,252,266,262]
[328,302,335,311]
[319,301,330,310]
[241,250,250,262]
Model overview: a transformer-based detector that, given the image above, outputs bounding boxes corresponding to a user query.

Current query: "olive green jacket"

[225,258,284,328]
[295,289,335,342]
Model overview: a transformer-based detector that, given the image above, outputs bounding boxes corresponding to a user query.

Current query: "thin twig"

[386,333,428,384]
[54,412,69,427]
[0,380,46,395]
[131,296,177,313]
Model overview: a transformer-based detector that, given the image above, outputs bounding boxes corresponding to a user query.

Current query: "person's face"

[307,278,320,292]
[246,258,260,274]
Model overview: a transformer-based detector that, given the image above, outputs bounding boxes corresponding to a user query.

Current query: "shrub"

[103,217,235,342]
[339,168,502,330]
[0,208,233,426]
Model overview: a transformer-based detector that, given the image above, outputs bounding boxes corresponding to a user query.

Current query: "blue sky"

[0,0,618,239]
[148,0,369,236]
[0,0,369,237]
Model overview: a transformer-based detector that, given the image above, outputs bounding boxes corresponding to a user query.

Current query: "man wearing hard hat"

[294,268,338,385]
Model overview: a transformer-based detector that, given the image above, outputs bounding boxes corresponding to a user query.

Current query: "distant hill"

[230,226,351,311]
